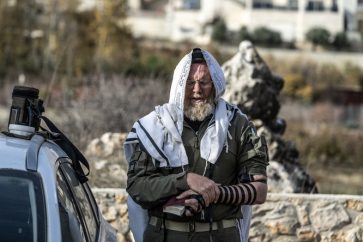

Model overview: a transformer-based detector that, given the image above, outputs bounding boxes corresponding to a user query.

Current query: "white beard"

[184,101,215,121]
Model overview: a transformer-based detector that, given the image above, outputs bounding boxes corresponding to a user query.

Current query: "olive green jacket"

[126,112,268,221]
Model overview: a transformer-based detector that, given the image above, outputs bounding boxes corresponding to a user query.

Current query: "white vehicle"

[0,86,118,242]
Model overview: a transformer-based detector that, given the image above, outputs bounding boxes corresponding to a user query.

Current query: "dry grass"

[45,75,170,151]
[280,101,363,194]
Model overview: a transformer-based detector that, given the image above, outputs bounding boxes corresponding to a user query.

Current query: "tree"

[0,0,44,76]
[332,32,350,51]
[211,18,227,43]
[238,26,253,42]
[252,27,282,47]
[305,27,331,50]
[0,0,132,80]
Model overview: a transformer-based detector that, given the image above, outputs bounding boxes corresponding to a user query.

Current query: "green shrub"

[238,26,253,42]
[343,62,363,87]
[211,18,228,43]
[332,32,350,51]
[282,73,312,102]
[252,27,282,47]
[316,64,344,89]
[305,27,331,49]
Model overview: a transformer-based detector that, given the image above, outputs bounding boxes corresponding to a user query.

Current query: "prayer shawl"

[125,49,251,242]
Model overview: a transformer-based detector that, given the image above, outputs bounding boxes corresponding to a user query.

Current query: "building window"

[182,0,201,10]
[252,0,273,9]
[306,1,324,11]
[288,0,298,10]
[331,0,338,12]
[358,20,363,33]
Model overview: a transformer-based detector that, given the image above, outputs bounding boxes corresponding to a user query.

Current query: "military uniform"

[127,107,268,242]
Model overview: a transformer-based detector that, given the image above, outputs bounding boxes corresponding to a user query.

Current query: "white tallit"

[124,49,251,242]
[124,49,231,169]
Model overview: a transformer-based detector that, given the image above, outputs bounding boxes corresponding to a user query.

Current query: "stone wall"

[93,189,363,242]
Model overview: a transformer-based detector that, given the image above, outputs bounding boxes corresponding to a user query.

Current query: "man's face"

[184,63,215,121]
[185,63,214,106]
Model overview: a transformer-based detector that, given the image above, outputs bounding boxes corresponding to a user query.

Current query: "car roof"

[0,133,67,171]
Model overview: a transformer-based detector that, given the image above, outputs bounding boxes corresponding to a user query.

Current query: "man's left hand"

[177,190,202,216]
[186,172,220,206]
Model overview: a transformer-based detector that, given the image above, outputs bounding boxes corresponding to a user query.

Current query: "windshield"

[0,170,46,242]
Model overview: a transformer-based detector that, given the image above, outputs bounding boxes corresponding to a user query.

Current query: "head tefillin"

[191,48,205,64]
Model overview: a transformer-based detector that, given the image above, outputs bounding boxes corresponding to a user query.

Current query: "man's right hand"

[185,172,220,206]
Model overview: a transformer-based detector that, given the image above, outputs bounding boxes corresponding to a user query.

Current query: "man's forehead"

[189,63,210,75]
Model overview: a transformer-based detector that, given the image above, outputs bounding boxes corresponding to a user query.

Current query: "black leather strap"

[40,116,89,183]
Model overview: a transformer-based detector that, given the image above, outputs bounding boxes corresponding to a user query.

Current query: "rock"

[252,202,276,217]
[354,213,363,226]
[222,41,317,193]
[320,231,338,242]
[117,204,128,217]
[87,133,128,188]
[267,161,295,193]
[265,217,299,235]
[296,226,316,242]
[108,163,127,185]
[297,204,311,226]
[264,203,299,235]
[86,132,127,161]
[310,203,351,231]
[106,206,118,221]
[118,214,130,234]
[117,233,126,242]
[346,200,363,212]
[343,226,363,242]
[249,223,271,241]
[273,235,299,242]
[94,160,108,170]
[222,40,283,123]
[267,161,315,193]
[267,161,317,193]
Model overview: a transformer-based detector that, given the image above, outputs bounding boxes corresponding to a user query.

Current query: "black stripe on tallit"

[125,137,138,142]
[137,120,170,166]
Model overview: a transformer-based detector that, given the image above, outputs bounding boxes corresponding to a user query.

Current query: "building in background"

[126,0,363,45]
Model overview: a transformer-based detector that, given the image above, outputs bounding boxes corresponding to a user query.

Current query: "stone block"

[311,203,351,231]
[354,213,363,226]
[296,226,316,242]
[265,217,299,235]
[346,200,363,212]
[297,204,311,226]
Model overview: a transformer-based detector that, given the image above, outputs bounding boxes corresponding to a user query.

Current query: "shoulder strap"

[40,116,89,183]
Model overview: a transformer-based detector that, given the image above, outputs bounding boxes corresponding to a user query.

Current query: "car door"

[56,158,99,242]
[0,170,47,242]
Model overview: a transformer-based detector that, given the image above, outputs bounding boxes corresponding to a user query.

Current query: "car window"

[83,183,100,222]
[57,168,87,242]
[59,159,98,241]
[0,170,46,242]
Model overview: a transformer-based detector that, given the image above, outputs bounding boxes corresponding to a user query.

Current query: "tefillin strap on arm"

[216,173,259,205]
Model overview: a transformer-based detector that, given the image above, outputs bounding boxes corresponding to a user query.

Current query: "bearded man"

[125,48,268,242]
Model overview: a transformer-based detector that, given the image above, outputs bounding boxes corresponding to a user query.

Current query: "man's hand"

[176,190,201,216]
[185,173,220,206]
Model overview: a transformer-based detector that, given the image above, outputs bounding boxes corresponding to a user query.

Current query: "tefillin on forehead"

[191,48,206,64]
